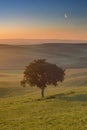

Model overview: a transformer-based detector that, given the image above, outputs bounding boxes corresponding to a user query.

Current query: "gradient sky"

[0,0,87,41]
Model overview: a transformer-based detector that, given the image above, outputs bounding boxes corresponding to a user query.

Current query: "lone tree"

[21,59,65,98]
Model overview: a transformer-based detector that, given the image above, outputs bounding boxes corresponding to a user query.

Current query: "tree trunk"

[41,87,45,98]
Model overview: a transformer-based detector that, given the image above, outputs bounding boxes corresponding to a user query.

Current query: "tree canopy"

[21,59,65,97]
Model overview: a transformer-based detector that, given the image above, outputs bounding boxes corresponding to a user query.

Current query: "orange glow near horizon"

[0,26,87,41]
[0,0,87,42]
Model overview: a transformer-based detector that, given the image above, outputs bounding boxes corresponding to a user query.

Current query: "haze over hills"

[0,39,87,45]
[0,43,87,70]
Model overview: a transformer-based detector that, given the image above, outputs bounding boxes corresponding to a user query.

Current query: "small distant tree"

[21,59,65,98]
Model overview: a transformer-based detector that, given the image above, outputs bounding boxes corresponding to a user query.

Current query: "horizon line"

[0,39,87,45]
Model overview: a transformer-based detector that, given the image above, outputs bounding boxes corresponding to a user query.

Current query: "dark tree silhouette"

[21,59,65,97]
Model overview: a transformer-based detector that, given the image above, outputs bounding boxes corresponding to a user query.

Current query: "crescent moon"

[64,13,68,19]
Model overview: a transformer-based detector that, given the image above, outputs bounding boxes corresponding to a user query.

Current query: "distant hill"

[0,43,87,70]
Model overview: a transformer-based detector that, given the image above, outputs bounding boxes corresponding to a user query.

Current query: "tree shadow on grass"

[45,92,87,102]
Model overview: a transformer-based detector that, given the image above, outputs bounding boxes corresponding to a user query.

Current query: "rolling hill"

[0,43,87,70]
[0,68,87,130]
[0,43,87,130]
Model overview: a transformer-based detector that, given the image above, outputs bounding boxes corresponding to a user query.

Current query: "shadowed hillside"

[0,68,87,98]
[0,43,87,70]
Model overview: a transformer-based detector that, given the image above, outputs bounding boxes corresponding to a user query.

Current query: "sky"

[0,0,87,42]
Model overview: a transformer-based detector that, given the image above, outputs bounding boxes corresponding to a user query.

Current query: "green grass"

[0,69,87,130]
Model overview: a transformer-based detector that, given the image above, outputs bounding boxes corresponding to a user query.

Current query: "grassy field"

[0,69,87,130]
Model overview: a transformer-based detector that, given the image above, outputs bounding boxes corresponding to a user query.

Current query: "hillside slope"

[0,69,87,130]
[0,43,87,69]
